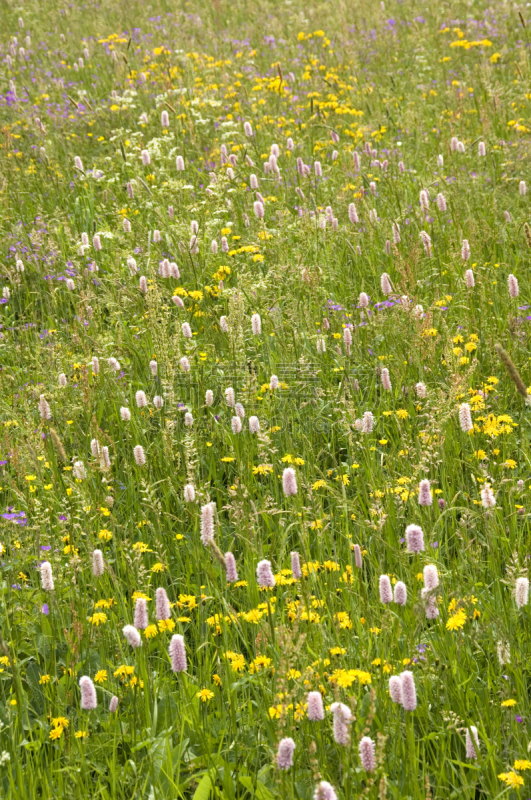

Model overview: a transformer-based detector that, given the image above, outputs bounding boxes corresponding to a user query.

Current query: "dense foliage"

[1,0,531,797]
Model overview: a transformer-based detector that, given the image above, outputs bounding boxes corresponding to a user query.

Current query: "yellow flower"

[249,656,272,673]
[501,699,517,707]
[89,612,107,627]
[49,727,64,740]
[51,717,69,729]
[514,760,531,770]
[114,665,135,680]
[446,609,467,631]
[328,668,372,688]
[94,670,107,683]
[75,731,88,739]
[98,529,112,541]
[132,541,151,553]
[144,624,158,638]
[196,688,214,702]
[39,674,51,685]
[221,457,235,463]
[151,563,165,573]
[157,619,176,632]
[498,772,524,788]
[132,591,151,602]
[253,464,273,476]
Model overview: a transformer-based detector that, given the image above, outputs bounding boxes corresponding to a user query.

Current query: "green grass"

[0,0,531,797]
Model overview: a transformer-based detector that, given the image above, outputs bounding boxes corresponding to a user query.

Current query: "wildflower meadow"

[2,0,531,796]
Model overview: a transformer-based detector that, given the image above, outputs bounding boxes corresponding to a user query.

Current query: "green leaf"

[239,776,276,800]
[192,773,212,800]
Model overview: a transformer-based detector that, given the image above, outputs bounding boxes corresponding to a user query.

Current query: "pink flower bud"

[92,549,104,577]
[362,411,373,433]
[423,565,439,590]
[465,726,480,759]
[307,691,325,721]
[79,676,97,710]
[282,467,297,497]
[330,702,351,745]
[389,675,402,703]
[393,580,407,605]
[400,670,417,710]
[133,445,146,465]
[200,503,215,545]
[465,269,475,289]
[381,273,392,295]
[508,274,519,298]
[348,202,359,224]
[155,587,171,620]
[359,736,376,771]
[418,479,432,506]
[136,390,148,408]
[291,551,302,579]
[123,624,142,648]
[381,367,392,391]
[405,524,424,553]
[134,597,148,630]
[251,313,261,335]
[459,403,473,432]
[276,738,295,770]
[256,559,275,588]
[379,574,393,604]
[169,634,187,672]
[314,782,337,800]
[420,230,432,256]
[40,561,54,590]
[516,576,529,608]
[481,485,496,508]
[225,552,238,582]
